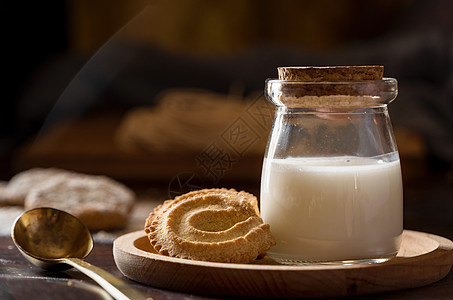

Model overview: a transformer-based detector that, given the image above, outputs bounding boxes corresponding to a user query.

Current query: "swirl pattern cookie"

[145,188,275,263]
[172,188,260,216]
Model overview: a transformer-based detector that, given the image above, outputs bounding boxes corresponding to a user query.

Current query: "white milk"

[261,154,403,262]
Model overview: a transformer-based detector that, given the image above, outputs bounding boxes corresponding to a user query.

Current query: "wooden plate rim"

[113,229,453,271]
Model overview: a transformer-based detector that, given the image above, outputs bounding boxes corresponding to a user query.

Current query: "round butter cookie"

[25,175,135,231]
[145,188,275,263]
[173,188,260,216]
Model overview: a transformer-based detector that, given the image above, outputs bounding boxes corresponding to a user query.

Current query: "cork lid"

[266,66,397,108]
[277,66,384,81]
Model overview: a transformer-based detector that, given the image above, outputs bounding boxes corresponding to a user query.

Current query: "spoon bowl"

[12,207,93,270]
[12,207,147,300]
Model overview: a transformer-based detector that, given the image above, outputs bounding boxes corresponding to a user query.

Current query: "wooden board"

[113,230,453,298]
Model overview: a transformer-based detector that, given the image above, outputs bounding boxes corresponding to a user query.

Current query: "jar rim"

[265,77,396,85]
[265,77,398,108]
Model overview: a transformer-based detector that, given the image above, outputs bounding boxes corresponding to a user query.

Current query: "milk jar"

[260,66,403,264]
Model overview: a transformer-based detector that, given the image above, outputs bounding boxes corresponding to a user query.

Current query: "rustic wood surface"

[113,230,453,298]
[1,169,453,299]
[1,232,452,299]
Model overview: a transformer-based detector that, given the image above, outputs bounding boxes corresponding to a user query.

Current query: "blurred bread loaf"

[1,168,135,230]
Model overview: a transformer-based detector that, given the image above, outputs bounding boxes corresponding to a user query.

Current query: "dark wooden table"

[1,234,453,300]
[1,163,453,299]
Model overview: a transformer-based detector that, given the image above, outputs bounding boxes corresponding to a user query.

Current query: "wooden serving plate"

[113,230,453,298]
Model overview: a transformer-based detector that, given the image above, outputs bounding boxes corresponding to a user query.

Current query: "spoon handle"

[64,257,149,300]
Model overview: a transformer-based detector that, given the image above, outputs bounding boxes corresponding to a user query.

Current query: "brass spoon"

[11,207,148,300]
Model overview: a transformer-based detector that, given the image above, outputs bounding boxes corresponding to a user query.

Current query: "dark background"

[2,0,452,237]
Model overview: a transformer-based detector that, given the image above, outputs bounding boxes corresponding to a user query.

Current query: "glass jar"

[261,76,403,264]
